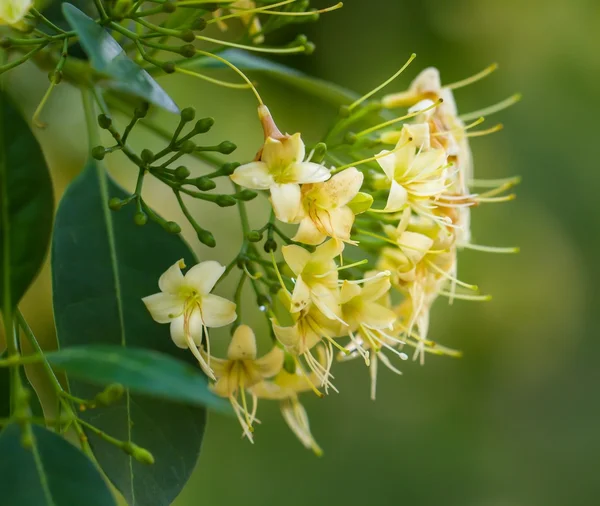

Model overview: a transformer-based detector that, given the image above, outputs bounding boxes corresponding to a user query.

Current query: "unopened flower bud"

[264,238,277,253]
[174,166,190,180]
[97,114,112,129]
[215,195,236,207]
[236,190,257,201]
[191,17,207,31]
[166,221,181,234]
[194,117,214,133]
[180,140,196,153]
[162,62,176,74]
[180,107,196,123]
[122,442,155,465]
[134,103,150,118]
[91,146,106,160]
[162,1,176,13]
[141,149,154,163]
[194,177,216,191]
[247,230,262,242]
[197,230,216,248]
[180,44,196,58]
[179,29,195,43]
[220,162,239,175]
[134,212,148,226]
[94,384,125,406]
[217,141,237,155]
[108,197,123,211]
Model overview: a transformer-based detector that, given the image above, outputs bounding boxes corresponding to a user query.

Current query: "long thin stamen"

[469,176,522,188]
[466,124,504,137]
[348,53,416,112]
[463,243,519,254]
[196,34,306,54]
[207,0,296,24]
[460,93,522,122]
[425,259,478,291]
[431,116,485,138]
[239,384,254,432]
[175,67,253,90]
[438,291,492,301]
[257,3,344,16]
[445,63,498,90]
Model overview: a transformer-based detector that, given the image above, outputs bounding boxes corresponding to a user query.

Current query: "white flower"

[0,0,32,26]
[231,105,331,223]
[142,259,236,378]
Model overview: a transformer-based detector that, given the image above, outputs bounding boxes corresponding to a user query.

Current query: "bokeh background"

[5,0,600,505]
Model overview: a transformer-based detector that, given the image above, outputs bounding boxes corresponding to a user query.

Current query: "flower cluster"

[144,63,518,454]
[0,0,32,26]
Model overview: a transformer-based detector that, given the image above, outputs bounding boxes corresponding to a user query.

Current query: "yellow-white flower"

[292,167,364,245]
[281,239,344,320]
[251,362,323,455]
[142,259,236,379]
[231,105,330,223]
[206,325,284,441]
[375,123,448,215]
[214,0,264,44]
[0,0,32,26]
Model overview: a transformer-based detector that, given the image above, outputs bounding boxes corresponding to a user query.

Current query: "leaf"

[46,345,228,411]
[52,159,206,506]
[180,48,358,107]
[62,4,179,113]
[0,351,44,420]
[0,91,54,310]
[0,424,116,506]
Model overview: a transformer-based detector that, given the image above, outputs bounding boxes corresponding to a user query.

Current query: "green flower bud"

[283,352,296,374]
[217,141,237,155]
[236,189,257,201]
[180,44,196,58]
[215,195,237,207]
[108,197,123,211]
[247,230,262,242]
[94,384,125,407]
[220,162,240,175]
[304,42,316,55]
[180,29,195,43]
[311,142,327,164]
[180,140,196,153]
[344,132,358,145]
[194,117,214,133]
[91,146,106,160]
[162,1,176,13]
[49,70,63,84]
[174,166,190,180]
[123,442,155,465]
[134,102,150,118]
[97,114,112,129]
[264,238,278,253]
[191,17,207,31]
[0,38,12,49]
[141,149,154,163]
[295,34,308,45]
[162,62,176,74]
[180,107,196,123]
[134,212,148,226]
[194,177,216,191]
[348,192,374,214]
[166,221,181,234]
[197,230,216,248]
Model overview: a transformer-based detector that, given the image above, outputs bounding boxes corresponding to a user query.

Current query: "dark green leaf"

[0,91,54,310]
[46,345,228,411]
[0,351,44,420]
[179,49,358,107]
[52,159,206,506]
[0,424,116,506]
[62,4,179,113]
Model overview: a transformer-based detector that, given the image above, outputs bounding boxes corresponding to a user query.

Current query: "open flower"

[231,105,330,222]
[214,0,264,44]
[292,167,364,245]
[205,325,284,442]
[251,362,324,455]
[375,123,448,215]
[0,0,32,26]
[142,259,236,379]
[281,239,345,320]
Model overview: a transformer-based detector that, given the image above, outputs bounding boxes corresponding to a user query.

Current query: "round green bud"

[197,230,216,248]
[180,44,196,58]
[247,230,262,242]
[305,11,320,22]
[0,38,12,49]
[180,29,195,43]
[166,221,181,234]
[49,70,63,84]
[236,189,257,201]
[134,212,148,226]
[174,165,190,180]
[141,149,154,163]
[295,34,308,45]
[304,42,316,55]
[269,283,280,295]
[162,62,176,74]
[218,141,237,154]
[91,146,106,160]
[194,177,216,191]
[180,107,195,123]
[215,195,237,207]
[123,442,155,465]
[97,114,112,129]
[283,353,296,374]
[264,238,278,253]
[194,117,214,133]
[180,140,196,153]
[256,294,271,308]
[220,162,240,175]
[95,383,125,406]
[108,197,123,211]
[134,102,149,118]
[162,1,176,13]
[191,17,207,31]
[344,132,358,145]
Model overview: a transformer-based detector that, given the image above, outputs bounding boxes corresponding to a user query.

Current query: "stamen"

[425,259,478,291]
[348,53,417,112]
[431,116,485,138]
[175,67,253,90]
[438,291,492,301]
[207,0,296,24]
[270,251,291,297]
[445,63,498,91]
[256,3,344,16]
[239,384,254,432]
[477,194,516,203]
[297,358,324,398]
[357,98,443,138]
[186,333,215,380]
[196,34,306,55]
[463,243,519,254]
[369,352,378,400]
[466,124,504,137]
[459,93,522,122]
[477,180,520,198]
[344,270,390,285]
[469,176,522,188]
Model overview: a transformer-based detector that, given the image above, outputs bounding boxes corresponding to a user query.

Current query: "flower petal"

[292,162,331,184]
[361,275,392,302]
[169,311,203,349]
[270,183,302,223]
[360,302,397,329]
[280,398,322,456]
[320,167,364,208]
[158,259,185,293]
[272,321,302,355]
[227,324,257,360]
[200,293,237,328]
[314,238,344,263]
[255,346,284,378]
[340,280,361,304]
[292,217,327,246]
[282,244,311,276]
[385,180,408,211]
[262,133,305,169]
[184,260,226,294]
[230,161,274,189]
[400,231,434,264]
[290,275,311,314]
[142,292,184,323]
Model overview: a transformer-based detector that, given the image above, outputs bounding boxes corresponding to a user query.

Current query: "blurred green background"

[6,0,600,505]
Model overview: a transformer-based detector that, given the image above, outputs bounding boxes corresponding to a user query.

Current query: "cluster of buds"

[143,62,519,453]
